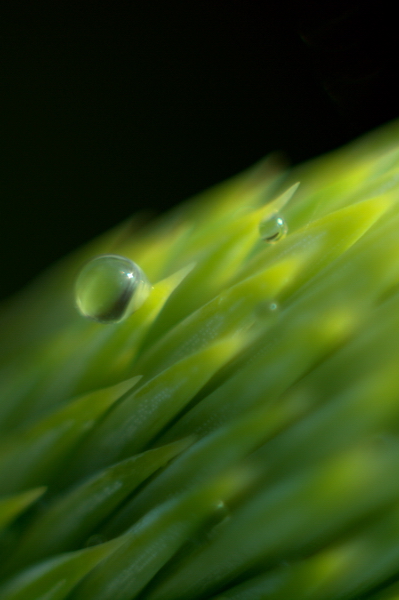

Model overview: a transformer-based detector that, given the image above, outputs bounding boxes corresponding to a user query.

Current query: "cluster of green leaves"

[2,120,399,600]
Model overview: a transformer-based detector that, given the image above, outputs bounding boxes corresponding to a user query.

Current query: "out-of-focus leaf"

[0,378,140,495]
[144,440,399,600]
[0,538,122,600]
[3,438,191,575]
[64,333,248,484]
[0,489,45,533]
[69,469,250,600]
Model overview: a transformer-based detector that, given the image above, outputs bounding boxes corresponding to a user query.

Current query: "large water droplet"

[75,254,151,324]
[259,213,288,243]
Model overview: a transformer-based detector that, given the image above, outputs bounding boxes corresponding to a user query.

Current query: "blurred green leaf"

[0,489,45,533]
[0,538,122,600]
[3,438,191,576]
[0,378,140,495]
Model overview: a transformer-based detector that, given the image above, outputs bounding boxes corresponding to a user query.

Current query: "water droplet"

[259,213,288,243]
[75,254,151,324]
[186,501,231,549]
[254,300,279,320]
[215,501,230,524]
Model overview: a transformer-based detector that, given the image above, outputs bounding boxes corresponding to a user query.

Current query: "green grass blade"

[0,539,122,600]
[64,333,248,483]
[0,378,140,495]
[0,489,45,533]
[2,438,191,576]
[69,470,249,600]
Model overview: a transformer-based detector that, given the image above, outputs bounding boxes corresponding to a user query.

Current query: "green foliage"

[2,120,399,599]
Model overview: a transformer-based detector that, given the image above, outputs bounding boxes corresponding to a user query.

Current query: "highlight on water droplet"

[75,254,151,324]
[259,212,288,243]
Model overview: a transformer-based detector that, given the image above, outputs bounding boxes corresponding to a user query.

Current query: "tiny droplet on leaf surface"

[75,254,151,324]
[259,212,288,243]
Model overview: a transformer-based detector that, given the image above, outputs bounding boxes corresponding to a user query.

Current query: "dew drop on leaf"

[75,254,151,324]
[254,300,279,321]
[259,212,288,243]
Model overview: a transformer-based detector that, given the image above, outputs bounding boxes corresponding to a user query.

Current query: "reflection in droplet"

[75,254,151,324]
[259,213,288,243]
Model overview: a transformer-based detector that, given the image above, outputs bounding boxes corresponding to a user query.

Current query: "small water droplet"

[254,300,279,320]
[206,501,231,540]
[75,254,151,324]
[259,213,288,243]
[186,501,231,549]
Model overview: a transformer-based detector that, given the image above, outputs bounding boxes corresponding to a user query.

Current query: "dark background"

[1,0,398,300]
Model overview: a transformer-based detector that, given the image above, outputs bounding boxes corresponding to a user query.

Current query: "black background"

[1,0,398,300]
